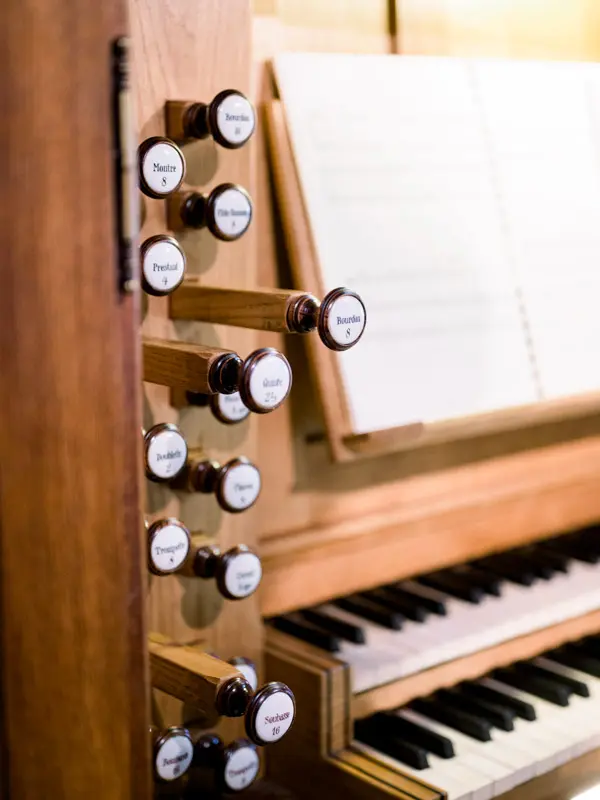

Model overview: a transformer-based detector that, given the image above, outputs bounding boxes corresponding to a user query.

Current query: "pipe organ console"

[5,1,600,798]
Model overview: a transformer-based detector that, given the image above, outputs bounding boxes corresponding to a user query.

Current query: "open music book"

[273,54,600,436]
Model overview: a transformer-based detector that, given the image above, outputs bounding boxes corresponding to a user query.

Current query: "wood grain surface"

[170,281,305,332]
[149,637,245,712]
[0,0,151,797]
[143,337,230,392]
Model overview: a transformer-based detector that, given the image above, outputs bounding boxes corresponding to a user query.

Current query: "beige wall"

[253,0,600,59]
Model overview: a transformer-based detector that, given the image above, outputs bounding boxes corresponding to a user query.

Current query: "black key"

[573,526,600,558]
[453,565,502,597]
[449,687,514,731]
[270,615,341,652]
[513,662,582,699]
[362,588,428,622]
[410,697,492,742]
[474,554,537,586]
[333,596,403,630]
[531,660,590,697]
[493,667,570,706]
[417,572,484,604]
[527,545,570,573]
[372,712,454,758]
[466,681,536,721]
[354,721,429,770]
[391,584,447,616]
[578,637,600,659]
[547,645,600,678]
[511,548,555,580]
[544,534,600,564]
[300,608,366,644]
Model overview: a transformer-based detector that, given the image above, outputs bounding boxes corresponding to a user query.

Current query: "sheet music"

[274,54,600,435]
[473,59,600,399]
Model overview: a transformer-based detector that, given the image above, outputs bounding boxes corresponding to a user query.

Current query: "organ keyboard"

[265,524,600,800]
[269,526,600,694]
[353,631,600,799]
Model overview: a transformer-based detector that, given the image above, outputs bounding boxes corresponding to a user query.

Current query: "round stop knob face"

[214,92,256,148]
[148,520,190,575]
[139,137,185,198]
[246,683,296,746]
[220,461,261,512]
[212,391,250,424]
[222,550,262,599]
[211,186,252,240]
[231,660,258,692]
[140,236,186,296]
[321,290,367,350]
[154,729,194,782]
[223,744,260,792]
[144,423,187,481]
[244,350,292,413]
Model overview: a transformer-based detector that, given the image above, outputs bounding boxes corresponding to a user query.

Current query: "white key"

[352,740,474,800]
[345,561,600,692]
[482,678,581,766]
[399,709,529,793]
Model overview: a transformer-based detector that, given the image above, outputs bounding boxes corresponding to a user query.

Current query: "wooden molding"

[259,436,600,615]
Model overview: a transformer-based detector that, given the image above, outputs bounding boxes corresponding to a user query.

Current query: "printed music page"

[274,54,537,434]
[473,59,600,399]
[274,54,600,435]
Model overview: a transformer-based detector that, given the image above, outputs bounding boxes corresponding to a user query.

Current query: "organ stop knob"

[167,184,253,241]
[138,136,185,199]
[146,518,191,576]
[166,90,256,149]
[140,235,186,296]
[143,422,187,482]
[143,340,292,414]
[174,454,261,513]
[170,282,367,351]
[194,734,260,793]
[228,657,258,692]
[149,640,296,745]
[187,544,262,600]
[184,390,251,425]
[151,726,194,783]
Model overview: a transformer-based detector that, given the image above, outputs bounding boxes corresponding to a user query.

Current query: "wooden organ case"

[3,0,600,799]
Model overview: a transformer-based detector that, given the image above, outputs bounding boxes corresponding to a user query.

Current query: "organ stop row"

[133,6,370,793]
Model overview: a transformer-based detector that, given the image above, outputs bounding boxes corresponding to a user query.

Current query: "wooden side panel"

[0,1,151,797]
